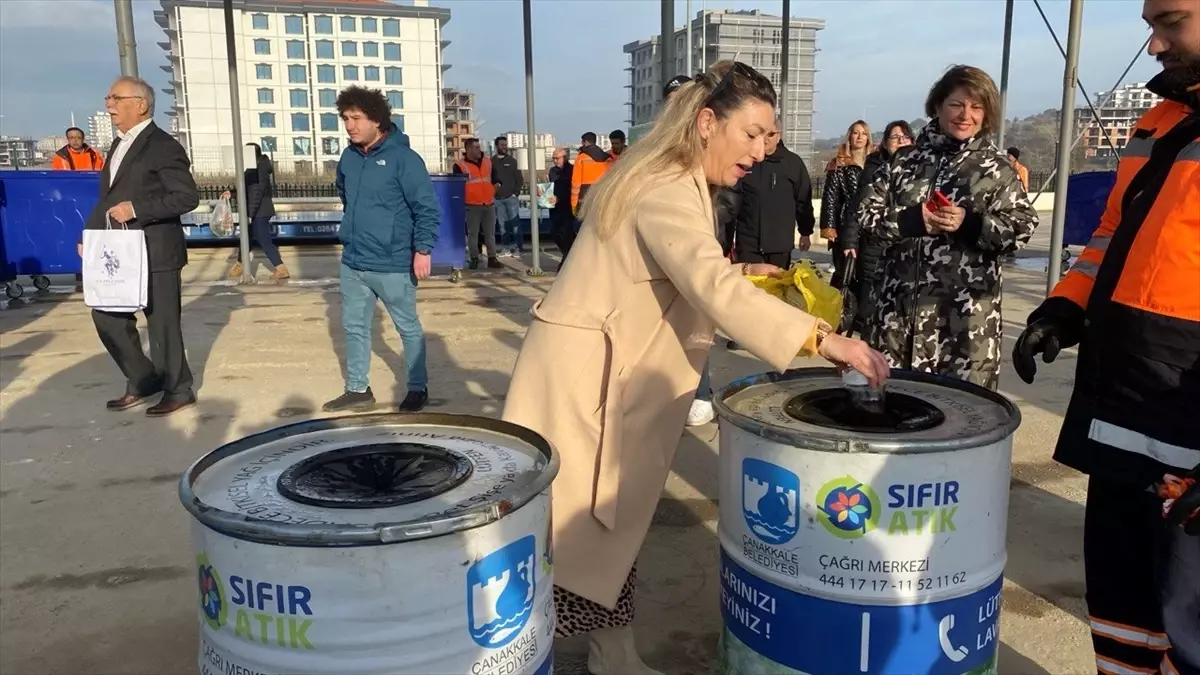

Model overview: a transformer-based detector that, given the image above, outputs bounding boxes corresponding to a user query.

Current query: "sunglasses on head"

[701,61,757,107]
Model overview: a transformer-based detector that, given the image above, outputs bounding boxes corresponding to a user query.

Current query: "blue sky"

[0,0,1164,144]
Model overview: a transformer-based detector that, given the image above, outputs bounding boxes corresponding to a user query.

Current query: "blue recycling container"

[0,170,99,280]
[1063,171,1117,247]
[430,173,466,271]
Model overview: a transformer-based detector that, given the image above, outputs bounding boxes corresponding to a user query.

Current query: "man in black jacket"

[491,136,524,256]
[728,121,815,268]
[83,76,200,417]
[548,147,575,270]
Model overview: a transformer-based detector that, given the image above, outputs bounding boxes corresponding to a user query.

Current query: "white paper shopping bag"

[83,220,149,312]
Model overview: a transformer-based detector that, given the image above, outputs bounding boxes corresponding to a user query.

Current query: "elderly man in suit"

[82,76,200,417]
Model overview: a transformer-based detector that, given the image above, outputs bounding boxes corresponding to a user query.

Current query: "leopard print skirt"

[553,564,636,638]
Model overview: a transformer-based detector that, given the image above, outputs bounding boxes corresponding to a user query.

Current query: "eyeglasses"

[704,61,757,107]
[887,134,912,142]
[104,95,144,103]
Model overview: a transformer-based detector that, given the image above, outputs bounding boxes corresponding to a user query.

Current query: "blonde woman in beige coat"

[502,62,890,674]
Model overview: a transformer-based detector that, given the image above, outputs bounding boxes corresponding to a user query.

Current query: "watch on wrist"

[815,319,834,347]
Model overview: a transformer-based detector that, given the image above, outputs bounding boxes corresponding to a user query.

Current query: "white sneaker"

[686,399,715,426]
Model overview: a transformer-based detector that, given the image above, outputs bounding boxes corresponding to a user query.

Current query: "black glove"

[1013,297,1085,384]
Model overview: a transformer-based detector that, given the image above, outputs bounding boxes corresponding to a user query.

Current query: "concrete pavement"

[0,221,1093,674]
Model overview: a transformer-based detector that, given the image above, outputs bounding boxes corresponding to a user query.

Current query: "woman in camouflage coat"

[857,65,1038,390]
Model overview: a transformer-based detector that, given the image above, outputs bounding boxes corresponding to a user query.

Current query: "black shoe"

[487,258,504,269]
[322,388,375,413]
[469,258,480,270]
[398,390,429,412]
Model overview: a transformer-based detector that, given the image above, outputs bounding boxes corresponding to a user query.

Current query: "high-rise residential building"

[444,87,475,168]
[624,9,824,162]
[0,137,38,168]
[1074,82,1163,160]
[155,0,451,176]
[88,111,114,149]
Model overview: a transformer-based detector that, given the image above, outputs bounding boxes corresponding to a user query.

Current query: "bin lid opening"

[276,443,474,509]
[783,389,945,433]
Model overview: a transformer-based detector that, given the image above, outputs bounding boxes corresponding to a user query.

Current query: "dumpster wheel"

[32,275,51,291]
[5,281,24,299]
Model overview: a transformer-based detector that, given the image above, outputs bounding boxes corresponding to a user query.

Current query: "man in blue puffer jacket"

[323,86,441,413]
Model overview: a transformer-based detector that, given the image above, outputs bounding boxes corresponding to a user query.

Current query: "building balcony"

[153,10,168,28]
[441,39,451,48]
[157,41,172,51]
[159,64,174,74]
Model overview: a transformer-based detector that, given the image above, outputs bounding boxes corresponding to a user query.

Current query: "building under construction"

[444,88,476,171]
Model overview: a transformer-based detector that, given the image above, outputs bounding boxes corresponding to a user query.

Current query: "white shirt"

[108,117,153,186]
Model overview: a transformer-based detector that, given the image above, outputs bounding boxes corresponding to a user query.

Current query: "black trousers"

[550,208,577,263]
[238,215,283,267]
[734,249,791,268]
[1084,474,1200,675]
[92,269,194,402]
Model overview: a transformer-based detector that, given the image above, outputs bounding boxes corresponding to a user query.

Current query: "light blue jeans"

[340,264,428,393]
[495,196,521,250]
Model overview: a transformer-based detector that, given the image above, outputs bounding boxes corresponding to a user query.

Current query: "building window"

[364,66,379,82]
[322,137,342,155]
[256,88,274,104]
[289,89,308,108]
[253,39,270,55]
[317,65,336,83]
[386,91,403,109]
[362,41,379,58]
[342,41,357,57]
[314,15,333,34]
[343,65,358,81]
[288,65,306,83]
[382,18,400,37]
[384,67,402,85]
[284,15,303,35]
[291,113,311,132]
[340,16,356,32]
[286,40,305,59]
[293,137,312,156]
[390,114,405,132]
[320,113,340,131]
[251,13,269,30]
[260,136,277,152]
[318,89,337,107]
[315,40,334,59]
[361,17,377,33]
[255,63,272,80]
[258,112,276,128]
[383,43,401,61]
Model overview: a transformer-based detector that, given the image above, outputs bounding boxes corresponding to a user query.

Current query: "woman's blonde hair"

[580,60,776,240]
[828,120,871,170]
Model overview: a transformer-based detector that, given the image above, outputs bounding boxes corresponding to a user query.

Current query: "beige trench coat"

[502,169,819,608]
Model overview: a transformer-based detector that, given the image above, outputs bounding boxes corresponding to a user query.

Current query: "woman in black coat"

[223,143,288,279]
[841,120,914,335]
[819,120,871,288]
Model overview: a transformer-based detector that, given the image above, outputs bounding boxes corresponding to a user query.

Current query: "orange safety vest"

[456,157,494,206]
[52,145,104,171]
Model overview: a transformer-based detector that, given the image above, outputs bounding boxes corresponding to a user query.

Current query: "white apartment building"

[88,111,114,149]
[155,0,451,175]
[1075,82,1164,160]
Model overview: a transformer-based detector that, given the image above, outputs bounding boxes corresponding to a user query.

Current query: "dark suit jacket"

[83,121,199,272]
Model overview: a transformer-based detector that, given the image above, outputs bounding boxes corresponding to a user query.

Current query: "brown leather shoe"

[107,393,153,411]
[146,397,197,417]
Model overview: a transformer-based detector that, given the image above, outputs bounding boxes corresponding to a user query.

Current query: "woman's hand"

[820,227,838,242]
[817,333,891,388]
[845,248,857,258]
[743,262,786,277]
[220,190,232,200]
[923,204,966,234]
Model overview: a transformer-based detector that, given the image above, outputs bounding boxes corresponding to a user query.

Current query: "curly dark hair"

[335,86,391,128]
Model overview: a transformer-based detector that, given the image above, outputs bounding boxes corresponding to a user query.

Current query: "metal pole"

[114,0,139,77]
[522,0,542,276]
[997,0,1014,148]
[660,0,675,102]
[780,0,790,144]
[701,0,707,71]
[686,0,693,74]
[223,0,252,284]
[1046,0,1083,292]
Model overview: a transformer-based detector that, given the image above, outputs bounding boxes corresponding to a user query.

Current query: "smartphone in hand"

[925,190,953,212]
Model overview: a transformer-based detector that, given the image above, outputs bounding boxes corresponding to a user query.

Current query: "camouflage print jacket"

[857,120,1038,390]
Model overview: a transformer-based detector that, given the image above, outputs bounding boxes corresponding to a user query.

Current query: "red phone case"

[925,190,952,212]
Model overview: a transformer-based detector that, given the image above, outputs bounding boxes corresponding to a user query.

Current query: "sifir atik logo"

[815,478,962,538]
[195,553,316,650]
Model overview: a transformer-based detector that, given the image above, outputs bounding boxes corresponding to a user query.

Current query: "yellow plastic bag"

[746,259,843,329]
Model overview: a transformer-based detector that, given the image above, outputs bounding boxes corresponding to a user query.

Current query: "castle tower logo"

[742,458,801,545]
[467,535,537,649]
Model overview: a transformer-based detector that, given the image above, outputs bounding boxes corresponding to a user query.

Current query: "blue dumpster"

[0,170,99,298]
[1064,171,1117,247]
[430,173,466,280]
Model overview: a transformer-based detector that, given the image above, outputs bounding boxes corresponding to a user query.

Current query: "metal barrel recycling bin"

[180,413,558,675]
[714,369,1020,675]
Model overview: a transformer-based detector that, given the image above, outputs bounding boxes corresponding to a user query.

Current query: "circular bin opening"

[783,389,945,433]
[277,443,474,509]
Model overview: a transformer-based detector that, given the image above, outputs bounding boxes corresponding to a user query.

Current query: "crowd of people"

[65,1,1196,672]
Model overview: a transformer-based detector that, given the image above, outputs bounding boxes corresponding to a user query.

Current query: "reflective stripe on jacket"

[456,157,495,206]
[1047,73,1200,486]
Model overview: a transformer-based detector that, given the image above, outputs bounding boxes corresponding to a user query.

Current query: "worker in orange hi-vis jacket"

[52,127,104,171]
[1014,2,1200,674]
